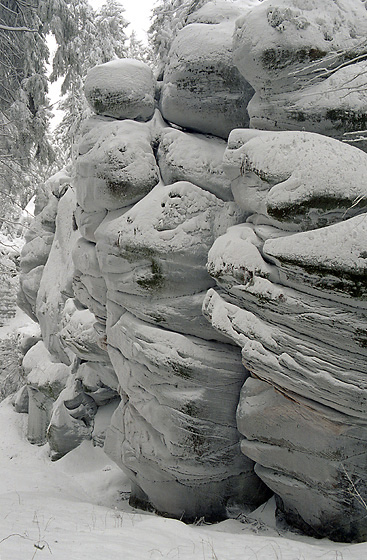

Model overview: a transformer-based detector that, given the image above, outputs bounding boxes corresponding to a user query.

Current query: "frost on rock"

[75,117,160,213]
[95,179,270,518]
[36,188,79,364]
[238,378,367,542]
[233,0,367,140]
[17,167,119,456]
[105,309,268,521]
[84,58,156,121]
[65,50,270,519]
[157,128,233,201]
[22,340,69,445]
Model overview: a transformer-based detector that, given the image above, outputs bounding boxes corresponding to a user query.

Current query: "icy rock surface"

[204,129,367,542]
[159,1,255,138]
[84,58,156,121]
[233,0,367,140]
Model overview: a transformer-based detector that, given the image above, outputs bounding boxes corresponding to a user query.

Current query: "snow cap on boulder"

[224,129,367,231]
[84,58,156,122]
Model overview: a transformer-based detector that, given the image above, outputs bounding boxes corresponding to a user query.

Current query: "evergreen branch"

[0,24,38,32]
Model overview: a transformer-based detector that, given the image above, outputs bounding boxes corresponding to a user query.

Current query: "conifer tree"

[0,0,131,231]
[0,0,54,233]
[51,0,129,155]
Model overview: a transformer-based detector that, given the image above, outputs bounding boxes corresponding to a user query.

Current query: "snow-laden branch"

[0,23,37,32]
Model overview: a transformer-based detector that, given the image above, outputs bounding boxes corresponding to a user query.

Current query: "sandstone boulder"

[84,58,156,121]
[223,129,367,230]
[160,2,254,139]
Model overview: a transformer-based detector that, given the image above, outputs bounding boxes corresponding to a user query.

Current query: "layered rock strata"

[17,170,120,454]
[203,128,367,542]
[94,179,269,519]
[73,61,270,517]
[159,0,255,138]
[18,19,272,521]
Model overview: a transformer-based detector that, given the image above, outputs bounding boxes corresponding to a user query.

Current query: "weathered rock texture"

[17,169,120,454]
[223,128,367,230]
[84,59,156,121]
[16,0,367,543]
[74,60,271,517]
[17,9,271,520]
[94,179,270,520]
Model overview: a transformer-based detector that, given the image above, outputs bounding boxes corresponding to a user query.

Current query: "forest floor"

[0,314,366,560]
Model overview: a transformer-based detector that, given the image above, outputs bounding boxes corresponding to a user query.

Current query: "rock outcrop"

[94,178,270,520]
[223,128,367,230]
[73,58,270,518]
[16,0,367,543]
[84,58,156,122]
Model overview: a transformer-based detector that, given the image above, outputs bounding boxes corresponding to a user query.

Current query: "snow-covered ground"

[1,316,367,560]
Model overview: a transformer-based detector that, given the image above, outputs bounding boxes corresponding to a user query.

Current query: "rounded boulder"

[84,58,156,121]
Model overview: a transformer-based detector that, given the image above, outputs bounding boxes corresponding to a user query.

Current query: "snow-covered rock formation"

[223,128,367,230]
[203,128,367,542]
[84,59,156,122]
[233,0,367,140]
[17,168,120,453]
[16,0,367,543]
[71,55,271,518]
